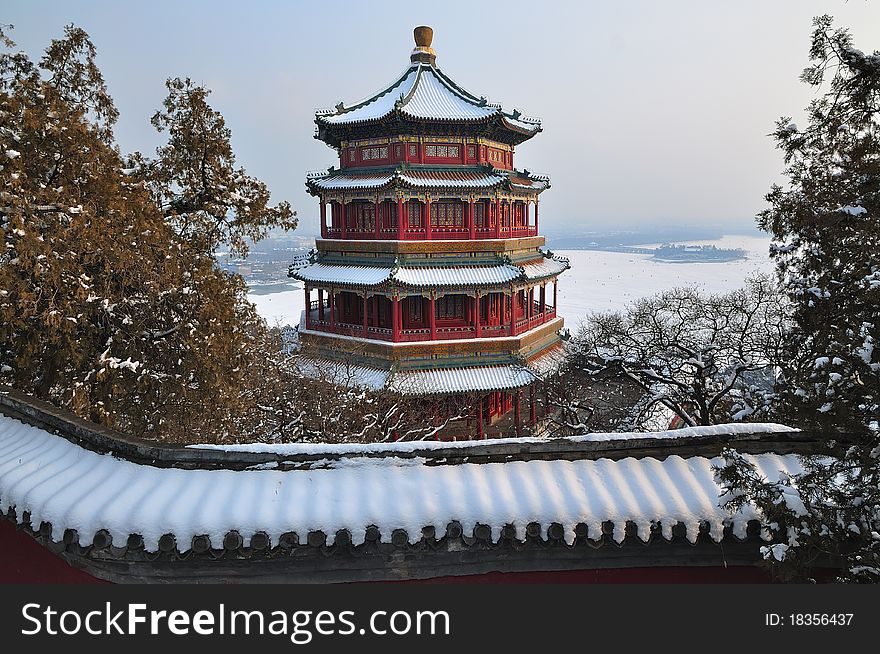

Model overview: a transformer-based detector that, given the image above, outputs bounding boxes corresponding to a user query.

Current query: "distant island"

[561,241,748,262]
[652,243,747,262]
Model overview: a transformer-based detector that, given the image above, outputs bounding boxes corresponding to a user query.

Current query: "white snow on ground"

[246,235,774,328]
[555,235,774,327]
[248,289,304,327]
[0,415,802,551]
[191,422,796,455]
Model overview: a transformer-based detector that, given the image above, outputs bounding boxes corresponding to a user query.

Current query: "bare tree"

[573,276,790,428]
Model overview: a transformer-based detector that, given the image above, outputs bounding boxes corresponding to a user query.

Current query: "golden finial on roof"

[411,26,436,65]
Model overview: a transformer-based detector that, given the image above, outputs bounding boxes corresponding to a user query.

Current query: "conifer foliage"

[758,15,879,434]
[718,16,880,581]
[0,25,293,440]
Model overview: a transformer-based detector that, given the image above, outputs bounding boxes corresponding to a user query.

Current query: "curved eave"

[290,261,566,290]
[306,167,550,196]
[315,112,541,149]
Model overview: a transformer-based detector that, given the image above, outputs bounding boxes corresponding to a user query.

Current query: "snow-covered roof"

[292,261,563,288]
[0,414,805,553]
[389,364,536,395]
[306,167,546,193]
[294,263,391,286]
[316,63,540,134]
[520,257,570,280]
[393,264,521,287]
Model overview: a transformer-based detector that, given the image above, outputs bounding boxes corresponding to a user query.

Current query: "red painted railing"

[303,307,556,342]
[320,226,538,240]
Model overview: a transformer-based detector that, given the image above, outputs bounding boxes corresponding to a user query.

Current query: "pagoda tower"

[291,26,568,439]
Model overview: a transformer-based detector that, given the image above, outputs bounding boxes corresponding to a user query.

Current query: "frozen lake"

[248,235,775,329]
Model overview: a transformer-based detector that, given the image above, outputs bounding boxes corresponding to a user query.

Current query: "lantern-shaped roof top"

[314,27,542,147]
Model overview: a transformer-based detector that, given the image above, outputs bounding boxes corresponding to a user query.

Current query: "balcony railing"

[303,305,558,342]
[320,225,538,241]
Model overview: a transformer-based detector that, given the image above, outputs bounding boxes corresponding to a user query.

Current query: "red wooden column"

[468,199,475,239]
[540,284,546,315]
[429,293,437,340]
[508,290,515,336]
[329,290,336,330]
[396,198,404,239]
[534,199,539,234]
[319,200,327,238]
[340,199,348,239]
[514,390,522,435]
[392,295,401,341]
[374,198,381,239]
[424,198,432,240]
[553,280,557,311]
[372,295,379,330]
[494,198,502,238]
[318,288,324,321]
[474,291,481,337]
[477,396,484,439]
[362,293,369,337]
[530,385,537,427]
[304,284,311,329]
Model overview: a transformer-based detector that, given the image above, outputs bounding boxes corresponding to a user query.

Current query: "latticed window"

[430,202,464,228]
[406,201,422,229]
[474,202,486,228]
[361,146,388,160]
[468,145,475,159]
[383,201,398,228]
[353,203,375,231]
[436,295,465,320]
[409,144,417,157]
[425,144,460,159]
[408,297,422,322]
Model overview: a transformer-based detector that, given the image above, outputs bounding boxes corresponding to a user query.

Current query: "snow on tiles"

[0,415,804,552]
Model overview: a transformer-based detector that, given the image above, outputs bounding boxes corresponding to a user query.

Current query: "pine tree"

[0,25,293,441]
[718,16,880,582]
[758,15,879,434]
[133,77,296,258]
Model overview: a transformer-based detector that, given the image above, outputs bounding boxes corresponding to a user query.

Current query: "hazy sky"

[5,1,880,236]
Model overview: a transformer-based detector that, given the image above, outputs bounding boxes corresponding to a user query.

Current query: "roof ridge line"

[318,64,417,120]
[396,63,425,111]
